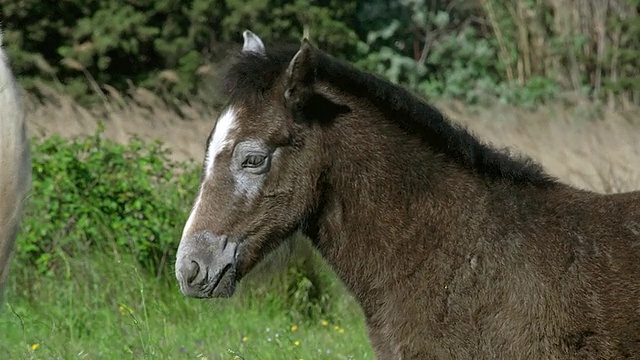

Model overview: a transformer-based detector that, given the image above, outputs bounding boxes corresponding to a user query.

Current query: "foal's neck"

[308,94,492,303]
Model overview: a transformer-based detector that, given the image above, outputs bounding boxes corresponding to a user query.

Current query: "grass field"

[1,90,639,359]
[1,251,373,359]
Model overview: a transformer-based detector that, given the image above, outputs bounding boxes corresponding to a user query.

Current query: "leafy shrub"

[0,0,359,104]
[4,0,634,107]
[421,26,502,102]
[244,243,338,324]
[18,129,200,278]
[222,0,360,59]
[1,0,226,102]
[355,0,638,106]
[356,4,559,106]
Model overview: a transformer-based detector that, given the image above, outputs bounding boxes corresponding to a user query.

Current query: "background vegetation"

[0,1,639,358]
[1,0,638,107]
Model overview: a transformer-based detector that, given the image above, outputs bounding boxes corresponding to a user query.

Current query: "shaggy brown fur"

[0,32,32,310]
[175,32,640,359]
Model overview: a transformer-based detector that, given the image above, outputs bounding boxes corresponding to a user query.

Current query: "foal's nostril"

[186,260,200,285]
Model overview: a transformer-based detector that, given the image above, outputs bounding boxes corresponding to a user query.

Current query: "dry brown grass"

[24,87,640,194]
[478,0,638,106]
[25,83,216,163]
[440,100,640,194]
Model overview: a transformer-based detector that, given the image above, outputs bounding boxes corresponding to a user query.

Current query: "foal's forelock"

[182,106,239,238]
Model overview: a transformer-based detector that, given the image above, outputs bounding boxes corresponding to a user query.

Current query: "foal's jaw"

[175,231,240,298]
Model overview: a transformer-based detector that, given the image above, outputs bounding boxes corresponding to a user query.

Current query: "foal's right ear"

[283,39,316,110]
[242,30,266,56]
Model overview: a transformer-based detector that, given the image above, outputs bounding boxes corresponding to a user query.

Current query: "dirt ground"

[24,87,640,194]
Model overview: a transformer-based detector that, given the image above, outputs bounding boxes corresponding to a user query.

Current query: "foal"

[0,31,32,310]
[176,31,640,359]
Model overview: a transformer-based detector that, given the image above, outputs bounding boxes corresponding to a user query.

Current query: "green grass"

[0,253,373,359]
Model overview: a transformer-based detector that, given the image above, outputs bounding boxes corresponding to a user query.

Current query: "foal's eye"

[242,154,266,168]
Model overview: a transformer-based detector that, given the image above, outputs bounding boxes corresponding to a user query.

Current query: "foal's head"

[175,31,328,298]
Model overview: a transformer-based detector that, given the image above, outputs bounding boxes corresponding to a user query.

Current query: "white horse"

[0,30,32,309]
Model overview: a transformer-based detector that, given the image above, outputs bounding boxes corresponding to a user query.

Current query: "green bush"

[0,0,359,104]
[251,245,338,324]
[3,0,636,108]
[18,129,200,278]
[355,3,559,106]
[1,0,226,102]
[222,0,359,59]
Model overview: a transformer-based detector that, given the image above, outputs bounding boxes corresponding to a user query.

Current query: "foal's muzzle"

[175,232,239,298]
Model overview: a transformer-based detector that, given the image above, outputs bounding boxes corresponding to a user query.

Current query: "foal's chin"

[186,266,238,299]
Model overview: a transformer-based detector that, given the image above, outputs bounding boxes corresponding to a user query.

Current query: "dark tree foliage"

[0,0,637,106]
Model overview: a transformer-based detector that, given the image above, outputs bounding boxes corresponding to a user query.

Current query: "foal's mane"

[223,44,556,188]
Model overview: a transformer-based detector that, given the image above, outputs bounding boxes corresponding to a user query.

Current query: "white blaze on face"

[181,107,238,239]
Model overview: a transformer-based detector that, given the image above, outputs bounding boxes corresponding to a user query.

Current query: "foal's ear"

[242,30,266,56]
[284,39,316,109]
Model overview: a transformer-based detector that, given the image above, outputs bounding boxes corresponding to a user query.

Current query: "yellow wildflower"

[320,320,329,326]
[290,325,298,332]
[294,340,300,346]
[118,304,133,315]
[242,336,248,343]
[31,343,40,351]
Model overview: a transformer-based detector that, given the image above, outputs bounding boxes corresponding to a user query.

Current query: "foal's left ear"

[284,39,316,109]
